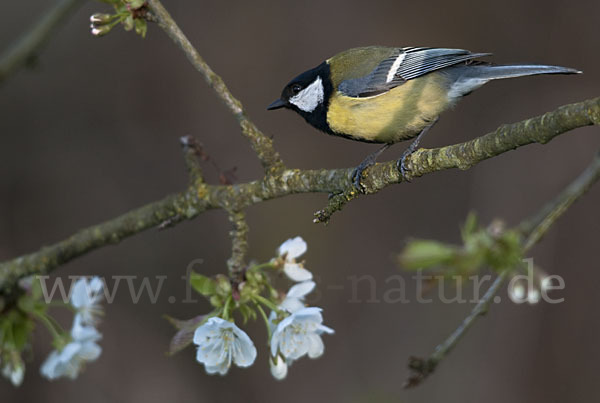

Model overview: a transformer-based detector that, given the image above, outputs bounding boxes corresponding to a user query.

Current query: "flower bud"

[527,288,541,304]
[215,274,231,296]
[134,19,147,38]
[209,295,222,308]
[269,355,288,380]
[91,25,111,37]
[90,13,112,25]
[123,15,134,31]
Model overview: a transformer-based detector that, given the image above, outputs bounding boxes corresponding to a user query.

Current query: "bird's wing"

[338,47,491,98]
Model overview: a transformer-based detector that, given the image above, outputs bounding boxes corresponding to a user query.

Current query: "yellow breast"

[326,72,451,143]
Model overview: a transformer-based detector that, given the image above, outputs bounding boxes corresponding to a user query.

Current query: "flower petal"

[3,363,24,386]
[71,315,101,342]
[285,331,310,360]
[70,277,104,325]
[205,360,230,375]
[278,237,307,259]
[70,278,89,309]
[317,324,335,335]
[307,333,324,358]
[286,281,315,299]
[232,332,257,367]
[292,307,323,321]
[10,365,24,386]
[57,343,81,364]
[283,263,312,282]
[77,342,102,361]
[196,338,224,366]
[40,351,62,380]
[89,277,104,294]
[280,297,305,313]
[193,317,221,344]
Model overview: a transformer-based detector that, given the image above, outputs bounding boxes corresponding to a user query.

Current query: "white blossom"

[280,281,315,313]
[269,354,288,380]
[70,277,104,325]
[40,316,102,380]
[508,283,526,301]
[278,236,307,259]
[193,317,257,375]
[268,280,315,333]
[527,288,541,304]
[2,360,24,386]
[278,237,312,282]
[270,307,333,362]
[540,276,553,292]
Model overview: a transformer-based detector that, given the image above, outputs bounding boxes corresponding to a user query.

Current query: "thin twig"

[0,98,598,293]
[0,0,84,84]
[404,149,600,388]
[313,189,360,224]
[179,135,205,185]
[519,150,600,249]
[405,271,507,388]
[145,0,284,174]
[226,210,249,284]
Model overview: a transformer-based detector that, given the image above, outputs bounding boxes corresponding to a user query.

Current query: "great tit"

[267,46,580,186]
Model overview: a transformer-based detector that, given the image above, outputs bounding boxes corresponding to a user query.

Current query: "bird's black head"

[267,61,334,134]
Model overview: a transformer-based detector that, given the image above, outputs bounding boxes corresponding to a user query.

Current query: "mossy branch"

[0,96,598,293]
[0,0,598,295]
[360,96,600,191]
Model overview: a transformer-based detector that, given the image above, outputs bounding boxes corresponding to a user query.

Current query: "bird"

[267,46,581,188]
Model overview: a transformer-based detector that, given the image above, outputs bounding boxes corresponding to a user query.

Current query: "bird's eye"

[291,84,302,94]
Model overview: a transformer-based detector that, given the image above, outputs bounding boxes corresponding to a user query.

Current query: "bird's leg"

[397,117,439,181]
[352,143,392,191]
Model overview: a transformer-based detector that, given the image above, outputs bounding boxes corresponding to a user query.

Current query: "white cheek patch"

[386,53,406,83]
[289,76,324,113]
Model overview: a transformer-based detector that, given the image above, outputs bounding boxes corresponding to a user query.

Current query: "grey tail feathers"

[447,64,581,99]
[465,64,582,81]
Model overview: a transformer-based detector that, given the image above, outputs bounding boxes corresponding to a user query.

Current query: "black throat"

[291,61,335,135]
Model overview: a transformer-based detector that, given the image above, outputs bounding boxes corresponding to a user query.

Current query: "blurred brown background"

[1,0,599,402]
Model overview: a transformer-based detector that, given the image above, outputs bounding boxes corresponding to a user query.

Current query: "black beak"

[267,98,286,110]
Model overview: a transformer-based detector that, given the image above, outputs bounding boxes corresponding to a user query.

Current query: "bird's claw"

[351,165,367,192]
[397,153,412,182]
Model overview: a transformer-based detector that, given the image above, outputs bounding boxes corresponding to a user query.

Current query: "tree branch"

[145,0,284,174]
[0,97,598,293]
[317,96,600,221]
[404,149,600,388]
[226,210,249,283]
[0,0,84,84]
[360,96,600,191]
[0,0,598,294]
